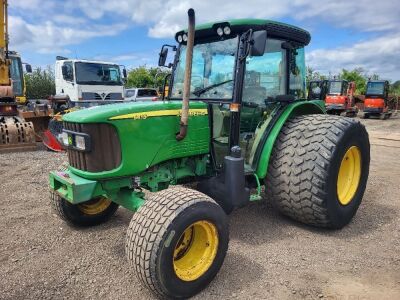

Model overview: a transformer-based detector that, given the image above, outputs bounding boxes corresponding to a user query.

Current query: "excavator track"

[0,117,37,153]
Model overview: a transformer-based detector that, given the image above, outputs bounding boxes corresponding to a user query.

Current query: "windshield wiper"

[193,79,233,97]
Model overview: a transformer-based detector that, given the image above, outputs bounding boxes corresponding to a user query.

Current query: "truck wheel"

[126,186,229,299]
[266,115,370,229]
[50,191,119,226]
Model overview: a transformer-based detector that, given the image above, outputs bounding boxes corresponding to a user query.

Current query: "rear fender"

[255,100,325,179]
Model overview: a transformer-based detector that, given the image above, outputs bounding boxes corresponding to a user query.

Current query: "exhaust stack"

[176,8,195,141]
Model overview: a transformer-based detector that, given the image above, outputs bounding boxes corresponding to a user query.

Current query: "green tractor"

[49,9,370,299]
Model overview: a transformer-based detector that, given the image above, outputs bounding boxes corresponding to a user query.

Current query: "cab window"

[63,62,74,81]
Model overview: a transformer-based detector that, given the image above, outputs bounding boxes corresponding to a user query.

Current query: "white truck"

[54,57,127,108]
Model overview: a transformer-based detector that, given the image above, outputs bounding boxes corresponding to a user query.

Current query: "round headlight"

[182,33,188,42]
[216,27,223,36]
[223,26,231,35]
[177,35,183,43]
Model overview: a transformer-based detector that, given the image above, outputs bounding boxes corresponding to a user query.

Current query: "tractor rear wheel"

[126,186,229,299]
[50,191,119,226]
[266,115,370,229]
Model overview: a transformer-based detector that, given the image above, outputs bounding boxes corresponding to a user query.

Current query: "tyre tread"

[126,186,215,297]
[266,114,363,227]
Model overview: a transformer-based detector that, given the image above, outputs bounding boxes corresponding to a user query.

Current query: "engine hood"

[62,101,207,123]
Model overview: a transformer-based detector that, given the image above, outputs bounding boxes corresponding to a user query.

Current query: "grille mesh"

[64,122,121,172]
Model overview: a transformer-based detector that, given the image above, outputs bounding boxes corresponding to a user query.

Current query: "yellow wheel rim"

[77,197,112,215]
[337,146,362,205]
[173,220,219,282]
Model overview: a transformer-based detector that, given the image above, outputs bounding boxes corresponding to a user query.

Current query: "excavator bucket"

[0,117,37,153]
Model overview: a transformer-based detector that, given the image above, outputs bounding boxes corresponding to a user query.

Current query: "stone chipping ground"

[0,115,400,300]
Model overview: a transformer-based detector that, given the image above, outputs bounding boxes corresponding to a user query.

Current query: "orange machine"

[363,80,391,119]
[325,80,358,116]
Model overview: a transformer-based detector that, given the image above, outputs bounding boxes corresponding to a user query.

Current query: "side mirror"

[123,68,127,79]
[158,46,168,67]
[61,65,68,77]
[250,30,267,56]
[25,64,32,73]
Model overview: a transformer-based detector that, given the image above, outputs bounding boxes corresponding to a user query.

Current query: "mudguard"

[255,100,325,179]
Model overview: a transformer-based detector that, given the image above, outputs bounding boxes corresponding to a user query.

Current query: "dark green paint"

[255,100,325,179]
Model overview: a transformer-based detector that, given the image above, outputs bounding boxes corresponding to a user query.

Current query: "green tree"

[126,66,171,91]
[24,66,56,99]
[306,66,327,82]
[390,80,400,95]
[340,68,367,94]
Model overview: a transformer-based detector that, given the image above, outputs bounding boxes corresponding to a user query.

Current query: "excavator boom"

[0,0,37,152]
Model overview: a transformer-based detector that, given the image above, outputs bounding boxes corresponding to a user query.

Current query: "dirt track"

[1,115,400,300]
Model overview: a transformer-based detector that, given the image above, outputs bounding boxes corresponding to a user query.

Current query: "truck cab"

[325,80,357,116]
[8,51,31,104]
[364,80,391,119]
[54,58,126,107]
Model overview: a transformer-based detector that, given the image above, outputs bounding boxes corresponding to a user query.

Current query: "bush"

[24,67,56,99]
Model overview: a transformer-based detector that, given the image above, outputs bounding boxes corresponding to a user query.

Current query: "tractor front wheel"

[126,186,229,299]
[266,115,370,229]
[50,191,119,226]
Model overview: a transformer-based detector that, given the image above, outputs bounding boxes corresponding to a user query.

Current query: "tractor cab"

[325,80,357,116]
[364,80,391,119]
[162,20,310,168]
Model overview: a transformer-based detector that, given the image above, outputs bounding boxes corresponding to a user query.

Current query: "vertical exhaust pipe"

[176,8,195,141]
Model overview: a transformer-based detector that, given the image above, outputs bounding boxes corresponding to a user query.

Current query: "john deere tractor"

[49,10,370,299]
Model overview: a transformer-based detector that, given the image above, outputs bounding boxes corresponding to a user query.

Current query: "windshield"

[10,56,23,96]
[328,81,342,94]
[171,37,238,100]
[138,89,158,97]
[125,90,136,97]
[75,62,122,85]
[366,82,384,95]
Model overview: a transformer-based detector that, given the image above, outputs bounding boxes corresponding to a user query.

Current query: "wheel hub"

[337,146,362,205]
[77,197,112,215]
[173,220,219,281]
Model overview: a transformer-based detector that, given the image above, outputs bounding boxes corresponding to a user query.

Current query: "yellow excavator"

[0,0,37,152]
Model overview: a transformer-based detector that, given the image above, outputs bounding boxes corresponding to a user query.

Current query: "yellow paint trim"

[173,220,219,282]
[109,108,208,120]
[337,146,362,205]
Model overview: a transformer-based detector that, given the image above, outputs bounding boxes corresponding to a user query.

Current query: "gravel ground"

[1,115,400,300]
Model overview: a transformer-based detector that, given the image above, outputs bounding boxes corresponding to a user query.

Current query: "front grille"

[64,122,121,172]
[94,93,111,100]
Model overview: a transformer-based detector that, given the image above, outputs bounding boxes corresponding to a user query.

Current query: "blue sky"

[8,0,400,80]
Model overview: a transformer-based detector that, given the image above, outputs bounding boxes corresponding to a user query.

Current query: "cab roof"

[175,19,311,46]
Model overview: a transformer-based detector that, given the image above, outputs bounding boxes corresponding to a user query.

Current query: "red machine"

[363,80,392,119]
[325,80,358,116]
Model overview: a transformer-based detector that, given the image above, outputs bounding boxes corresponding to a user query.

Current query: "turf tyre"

[265,115,370,229]
[126,186,229,299]
[50,191,119,226]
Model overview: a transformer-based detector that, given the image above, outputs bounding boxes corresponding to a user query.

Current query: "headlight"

[75,135,86,151]
[182,33,188,42]
[177,35,183,43]
[60,132,70,146]
[223,26,231,35]
[216,27,223,36]
[61,130,91,152]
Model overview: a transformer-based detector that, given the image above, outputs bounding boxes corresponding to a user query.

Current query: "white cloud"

[8,16,127,54]
[307,32,400,80]
[60,0,400,38]
[7,0,400,79]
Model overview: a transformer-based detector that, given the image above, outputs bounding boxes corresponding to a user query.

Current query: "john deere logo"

[68,136,73,145]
